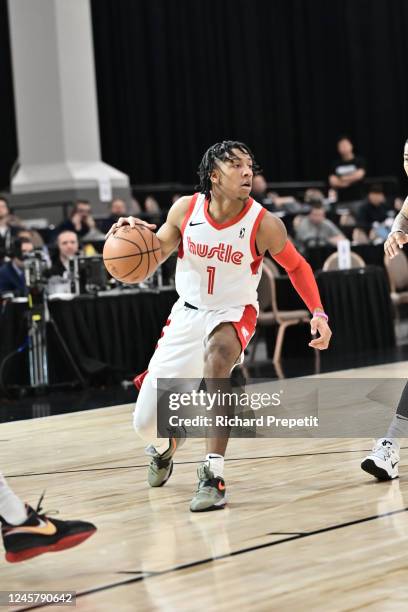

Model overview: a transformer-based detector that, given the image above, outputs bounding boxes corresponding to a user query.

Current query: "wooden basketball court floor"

[2,361,408,612]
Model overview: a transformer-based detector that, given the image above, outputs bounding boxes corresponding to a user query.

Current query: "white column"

[7,0,129,218]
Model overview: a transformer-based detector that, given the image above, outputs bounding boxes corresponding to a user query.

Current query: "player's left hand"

[308,316,332,350]
[105,216,157,240]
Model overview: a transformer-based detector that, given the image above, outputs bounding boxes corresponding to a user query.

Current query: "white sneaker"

[361,438,400,481]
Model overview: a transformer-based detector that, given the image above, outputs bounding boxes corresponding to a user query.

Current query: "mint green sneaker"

[190,463,227,512]
[145,438,180,487]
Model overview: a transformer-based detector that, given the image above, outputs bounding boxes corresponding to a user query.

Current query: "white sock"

[0,474,27,525]
[206,453,224,478]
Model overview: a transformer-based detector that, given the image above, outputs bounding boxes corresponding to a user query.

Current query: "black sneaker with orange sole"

[1,494,96,563]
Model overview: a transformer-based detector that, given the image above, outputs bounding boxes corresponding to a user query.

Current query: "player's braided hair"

[197,140,260,198]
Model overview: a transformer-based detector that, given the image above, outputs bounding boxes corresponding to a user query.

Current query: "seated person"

[351,227,370,245]
[143,195,163,224]
[251,174,276,209]
[55,200,103,240]
[49,230,79,277]
[130,197,142,215]
[0,197,21,263]
[252,174,299,212]
[144,196,160,214]
[269,193,300,213]
[357,184,388,224]
[16,228,51,267]
[357,185,394,243]
[99,198,127,235]
[296,201,345,249]
[0,237,34,296]
[304,188,325,205]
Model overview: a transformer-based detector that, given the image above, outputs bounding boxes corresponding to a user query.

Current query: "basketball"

[103,224,161,283]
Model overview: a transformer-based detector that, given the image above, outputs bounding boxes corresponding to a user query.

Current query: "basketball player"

[0,473,96,562]
[361,139,408,480]
[108,141,332,511]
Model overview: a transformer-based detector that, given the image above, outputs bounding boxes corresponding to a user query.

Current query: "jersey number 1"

[207,266,215,295]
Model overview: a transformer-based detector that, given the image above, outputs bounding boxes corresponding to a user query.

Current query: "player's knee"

[204,341,236,376]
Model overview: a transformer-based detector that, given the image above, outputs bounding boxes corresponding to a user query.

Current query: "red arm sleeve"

[271,241,323,313]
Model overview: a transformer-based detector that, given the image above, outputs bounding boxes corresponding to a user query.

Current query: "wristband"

[313,311,329,322]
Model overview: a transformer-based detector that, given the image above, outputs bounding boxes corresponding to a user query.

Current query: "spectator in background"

[49,231,79,277]
[0,197,20,262]
[110,198,127,217]
[251,174,271,206]
[0,237,34,296]
[296,201,345,250]
[357,184,388,227]
[56,200,99,239]
[251,175,276,209]
[303,188,337,212]
[304,188,325,205]
[130,197,142,215]
[355,184,391,243]
[144,195,162,224]
[16,228,51,267]
[144,196,160,215]
[251,174,299,211]
[99,198,127,235]
[16,228,44,250]
[329,136,366,205]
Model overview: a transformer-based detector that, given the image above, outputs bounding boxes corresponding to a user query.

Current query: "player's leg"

[134,373,186,487]
[0,473,27,525]
[190,322,242,512]
[361,383,408,480]
[133,301,205,487]
[0,473,96,563]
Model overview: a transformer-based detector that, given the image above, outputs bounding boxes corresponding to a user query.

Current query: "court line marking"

[267,531,305,535]
[6,446,408,479]
[117,570,158,575]
[16,507,408,611]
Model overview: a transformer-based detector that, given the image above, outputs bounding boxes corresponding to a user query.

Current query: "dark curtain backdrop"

[90,0,408,186]
[1,1,408,189]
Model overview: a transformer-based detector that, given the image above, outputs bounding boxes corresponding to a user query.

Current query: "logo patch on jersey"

[239,227,245,238]
[241,326,250,340]
[189,221,205,227]
[186,237,243,265]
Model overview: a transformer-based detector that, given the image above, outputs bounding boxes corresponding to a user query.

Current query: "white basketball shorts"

[135,297,257,387]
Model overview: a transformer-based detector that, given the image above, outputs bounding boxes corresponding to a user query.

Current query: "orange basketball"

[103,224,161,284]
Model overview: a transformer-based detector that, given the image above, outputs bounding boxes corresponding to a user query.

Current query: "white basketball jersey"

[175,193,266,310]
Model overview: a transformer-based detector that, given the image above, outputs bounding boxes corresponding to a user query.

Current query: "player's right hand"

[384,231,408,258]
[105,216,157,240]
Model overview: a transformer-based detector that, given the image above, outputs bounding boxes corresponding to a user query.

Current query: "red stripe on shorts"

[133,318,172,390]
[232,305,257,351]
